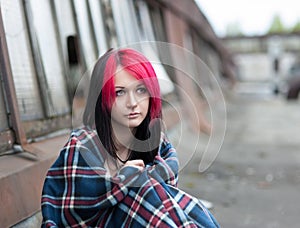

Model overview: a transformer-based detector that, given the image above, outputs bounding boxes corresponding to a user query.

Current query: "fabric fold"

[41,128,219,228]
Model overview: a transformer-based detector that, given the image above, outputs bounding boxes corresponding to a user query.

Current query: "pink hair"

[101,48,161,120]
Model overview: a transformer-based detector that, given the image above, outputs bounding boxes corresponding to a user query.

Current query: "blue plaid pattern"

[41,128,220,227]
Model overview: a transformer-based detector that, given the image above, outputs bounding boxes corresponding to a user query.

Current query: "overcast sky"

[195,0,300,37]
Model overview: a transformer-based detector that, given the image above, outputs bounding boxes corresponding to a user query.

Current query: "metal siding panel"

[29,0,70,116]
[110,0,127,46]
[53,0,76,37]
[111,0,142,46]
[53,0,77,66]
[88,0,108,56]
[1,0,44,121]
[73,0,97,69]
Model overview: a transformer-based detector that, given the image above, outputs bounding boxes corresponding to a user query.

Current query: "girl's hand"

[123,159,145,171]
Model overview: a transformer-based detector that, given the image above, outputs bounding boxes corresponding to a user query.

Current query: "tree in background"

[225,21,244,37]
[268,14,286,34]
[291,20,300,33]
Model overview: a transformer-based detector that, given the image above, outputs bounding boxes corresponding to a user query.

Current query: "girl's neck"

[112,121,136,162]
[115,145,130,162]
[112,122,135,146]
[104,155,124,176]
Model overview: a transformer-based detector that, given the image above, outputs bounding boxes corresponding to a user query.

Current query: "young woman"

[41,48,220,227]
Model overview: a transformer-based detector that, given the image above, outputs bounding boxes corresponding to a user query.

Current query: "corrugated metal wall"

[1,0,43,121]
[28,0,69,116]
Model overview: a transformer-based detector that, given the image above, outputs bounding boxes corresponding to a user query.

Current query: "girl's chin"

[112,117,144,129]
[128,122,143,129]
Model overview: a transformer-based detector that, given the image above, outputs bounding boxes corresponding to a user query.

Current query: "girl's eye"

[116,90,125,96]
[136,87,147,94]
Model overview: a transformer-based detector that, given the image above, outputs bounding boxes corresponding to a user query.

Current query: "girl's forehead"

[114,69,143,86]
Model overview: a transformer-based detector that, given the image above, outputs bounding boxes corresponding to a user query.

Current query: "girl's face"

[111,68,150,130]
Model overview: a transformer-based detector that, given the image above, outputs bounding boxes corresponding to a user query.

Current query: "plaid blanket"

[41,128,220,227]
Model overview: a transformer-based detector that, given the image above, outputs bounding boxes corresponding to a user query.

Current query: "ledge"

[0,134,68,227]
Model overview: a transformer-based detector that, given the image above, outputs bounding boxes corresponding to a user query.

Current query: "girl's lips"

[127,112,140,119]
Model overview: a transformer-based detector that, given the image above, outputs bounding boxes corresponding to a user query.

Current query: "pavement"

[175,89,300,227]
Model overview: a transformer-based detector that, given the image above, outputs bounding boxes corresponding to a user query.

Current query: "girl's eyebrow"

[115,83,145,89]
[115,86,125,89]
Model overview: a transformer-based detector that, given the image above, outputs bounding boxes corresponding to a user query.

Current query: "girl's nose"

[126,92,138,108]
